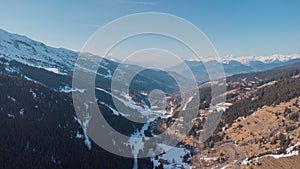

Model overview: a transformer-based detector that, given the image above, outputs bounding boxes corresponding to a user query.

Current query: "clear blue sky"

[0,0,299,56]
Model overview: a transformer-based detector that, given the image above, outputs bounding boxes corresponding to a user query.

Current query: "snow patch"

[43,67,67,75]
[29,88,37,98]
[7,96,16,102]
[200,156,218,161]
[59,86,86,93]
[5,66,19,73]
[182,96,193,111]
[73,116,92,150]
[19,108,25,116]
[151,143,191,169]
[8,113,15,119]
[125,123,150,169]
[243,142,300,165]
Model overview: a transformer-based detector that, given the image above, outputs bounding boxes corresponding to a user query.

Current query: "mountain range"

[1,28,300,85]
[1,28,300,169]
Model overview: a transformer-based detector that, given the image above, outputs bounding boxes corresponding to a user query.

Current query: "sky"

[0,0,300,57]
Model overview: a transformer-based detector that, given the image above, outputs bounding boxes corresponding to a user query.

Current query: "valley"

[1,28,300,169]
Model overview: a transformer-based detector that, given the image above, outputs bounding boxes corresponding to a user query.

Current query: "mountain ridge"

[1,27,300,80]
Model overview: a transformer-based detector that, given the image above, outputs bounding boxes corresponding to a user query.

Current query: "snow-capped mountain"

[176,54,300,83]
[222,54,300,64]
[189,53,300,65]
[0,28,78,74]
[0,29,188,92]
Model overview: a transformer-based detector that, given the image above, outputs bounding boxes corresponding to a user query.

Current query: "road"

[222,143,246,169]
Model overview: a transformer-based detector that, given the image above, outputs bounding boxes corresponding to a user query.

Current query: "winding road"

[222,143,246,169]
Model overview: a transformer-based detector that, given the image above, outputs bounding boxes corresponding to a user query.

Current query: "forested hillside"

[0,74,153,169]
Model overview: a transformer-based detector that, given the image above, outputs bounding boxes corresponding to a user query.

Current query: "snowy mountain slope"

[0,28,188,93]
[0,28,78,74]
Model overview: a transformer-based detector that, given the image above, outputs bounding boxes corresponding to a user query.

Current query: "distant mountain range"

[170,55,300,83]
[190,53,300,64]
